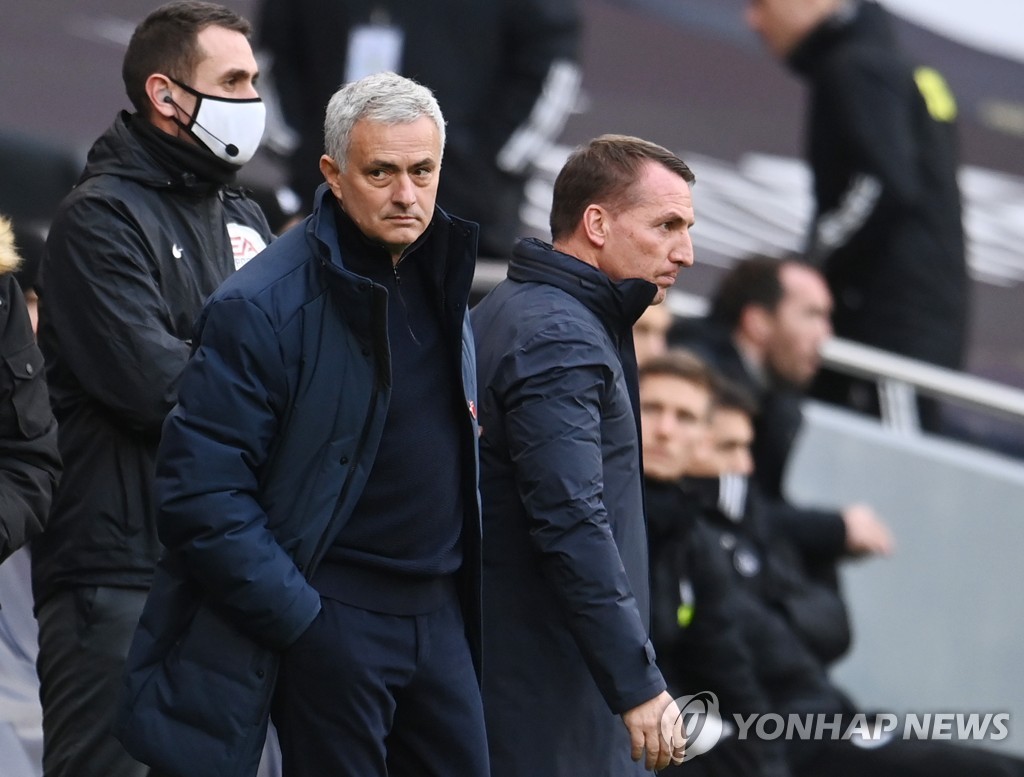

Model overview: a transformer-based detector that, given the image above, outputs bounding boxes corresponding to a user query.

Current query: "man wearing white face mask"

[32,4,273,777]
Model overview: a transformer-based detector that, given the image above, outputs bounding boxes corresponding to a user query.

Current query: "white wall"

[785,401,1024,756]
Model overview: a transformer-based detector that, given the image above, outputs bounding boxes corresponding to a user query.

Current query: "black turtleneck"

[312,203,465,615]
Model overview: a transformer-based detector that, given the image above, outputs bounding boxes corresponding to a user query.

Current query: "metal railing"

[666,287,1024,434]
[474,260,1024,435]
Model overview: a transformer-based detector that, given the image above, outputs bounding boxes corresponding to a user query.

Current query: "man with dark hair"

[688,374,760,479]
[33,4,272,775]
[670,255,892,574]
[117,71,486,777]
[472,134,694,775]
[640,350,793,777]
[745,0,968,430]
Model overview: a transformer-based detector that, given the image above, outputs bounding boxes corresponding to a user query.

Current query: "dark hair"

[122,1,251,116]
[639,348,713,393]
[708,254,791,329]
[549,134,695,241]
[710,373,760,419]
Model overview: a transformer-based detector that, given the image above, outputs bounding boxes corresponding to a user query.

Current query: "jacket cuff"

[601,639,667,714]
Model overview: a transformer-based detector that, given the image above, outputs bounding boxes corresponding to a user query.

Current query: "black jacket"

[647,476,792,777]
[33,113,272,607]
[472,238,663,776]
[652,475,854,772]
[791,0,968,366]
[0,254,60,564]
[684,476,852,668]
[257,0,581,255]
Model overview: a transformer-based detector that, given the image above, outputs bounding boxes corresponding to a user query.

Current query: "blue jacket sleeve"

[501,324,665,713]
[155,296,320,651]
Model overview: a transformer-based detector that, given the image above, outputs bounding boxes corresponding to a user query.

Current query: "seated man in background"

[641,348,1024,777]
[633,300,673,368]
[642,349,791,777]
[669,255,892,579]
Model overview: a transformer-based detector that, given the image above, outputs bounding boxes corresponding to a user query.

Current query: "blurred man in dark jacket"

[745,0,968,430]
[473,134,695,775]
[256,0,581,256]
[33,4,272,775]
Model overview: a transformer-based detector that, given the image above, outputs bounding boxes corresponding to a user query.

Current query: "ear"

[145,74,178,120]
[740,304,773,346]
[580,203,609,248]
[320,155,343,199]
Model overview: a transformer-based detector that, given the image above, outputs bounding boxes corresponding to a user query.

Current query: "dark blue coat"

[116,186,482,777]
[472,238,665,776]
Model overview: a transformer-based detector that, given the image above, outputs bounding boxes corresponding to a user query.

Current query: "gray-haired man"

[117,71,488,777]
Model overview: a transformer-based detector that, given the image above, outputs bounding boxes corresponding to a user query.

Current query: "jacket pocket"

[118,599,278,777]
[1,341,50,438]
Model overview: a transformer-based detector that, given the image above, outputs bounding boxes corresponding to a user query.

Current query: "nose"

[644,411,667,440]
[737,449,755,477]
[656,412,679,440]
[392,173,416,207]
[241,76,260,100]
[671,233,694,268]
[815,315,833,347]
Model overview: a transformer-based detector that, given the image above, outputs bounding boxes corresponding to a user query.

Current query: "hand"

[621,690,685,771]
[842,504,894,557]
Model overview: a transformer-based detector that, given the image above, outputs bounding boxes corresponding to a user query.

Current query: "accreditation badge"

[345,23,404,83]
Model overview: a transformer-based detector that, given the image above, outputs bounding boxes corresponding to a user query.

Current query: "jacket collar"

[306,183,478,307]
[787,0,872,76]
[507,237,657,333]
[79,112,237,194]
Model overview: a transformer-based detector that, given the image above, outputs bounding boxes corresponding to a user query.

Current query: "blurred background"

[4,0,1024,393]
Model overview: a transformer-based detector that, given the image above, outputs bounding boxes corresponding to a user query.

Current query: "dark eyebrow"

[367,157,437,172]
[223,67,256,82]
[656,213,685,226]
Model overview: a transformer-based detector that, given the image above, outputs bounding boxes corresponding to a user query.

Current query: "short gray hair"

[323,72,446,170]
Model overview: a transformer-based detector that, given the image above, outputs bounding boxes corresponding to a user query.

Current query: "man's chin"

[645,461,684,482]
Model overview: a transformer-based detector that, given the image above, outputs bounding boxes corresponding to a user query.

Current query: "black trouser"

[272,590,489,777]
[35,586,150,777]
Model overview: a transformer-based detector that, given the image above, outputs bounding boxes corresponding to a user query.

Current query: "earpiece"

[162,93,174,104]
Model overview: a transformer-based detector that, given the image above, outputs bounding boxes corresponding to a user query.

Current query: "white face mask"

[170,78,266,165]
